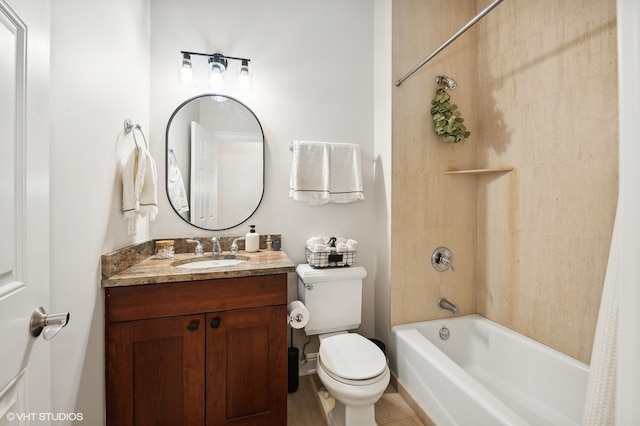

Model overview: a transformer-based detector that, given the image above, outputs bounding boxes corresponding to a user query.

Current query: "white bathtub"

[392,314,589,426]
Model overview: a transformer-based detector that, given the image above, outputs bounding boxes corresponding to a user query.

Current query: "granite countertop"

[101,249,295,288]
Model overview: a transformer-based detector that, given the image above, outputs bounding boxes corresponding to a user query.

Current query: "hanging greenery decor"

[430,82,470,142]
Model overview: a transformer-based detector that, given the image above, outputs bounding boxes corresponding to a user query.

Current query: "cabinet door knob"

[210,317,221,329]
[187,320,200,331]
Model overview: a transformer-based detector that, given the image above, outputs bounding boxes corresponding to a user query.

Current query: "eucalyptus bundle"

[430,82,470,142]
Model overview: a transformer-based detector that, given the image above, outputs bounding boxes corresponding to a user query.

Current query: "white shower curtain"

[582,219,619,425]
[583,1,640,424]
[615,1,640,423]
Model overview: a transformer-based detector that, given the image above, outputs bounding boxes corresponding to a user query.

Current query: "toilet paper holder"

[287,300,309,329]
[289,312,305,324]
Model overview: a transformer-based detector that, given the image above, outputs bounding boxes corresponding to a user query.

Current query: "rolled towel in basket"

[306,236,325,250]
[306,236,357,253]
[336,239,358,253]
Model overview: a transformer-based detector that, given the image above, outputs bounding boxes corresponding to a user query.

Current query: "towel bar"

[124,119,148,150]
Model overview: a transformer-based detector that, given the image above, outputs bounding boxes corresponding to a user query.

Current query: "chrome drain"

[439,326,450,340]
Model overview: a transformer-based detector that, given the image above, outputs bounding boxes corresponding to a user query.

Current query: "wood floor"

[287,374,424,426]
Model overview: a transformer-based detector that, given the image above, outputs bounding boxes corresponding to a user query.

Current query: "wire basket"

[305,247,356,268]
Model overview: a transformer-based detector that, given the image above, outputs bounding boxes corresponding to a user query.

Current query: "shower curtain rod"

[394,0,504,87]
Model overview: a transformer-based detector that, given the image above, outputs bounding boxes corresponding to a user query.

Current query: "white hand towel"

[122,146,146,221]
[168,161,189,213]
[289,141,331,205]
[138,149,158,220]
[329,143,364,203]
[122,147,158,224]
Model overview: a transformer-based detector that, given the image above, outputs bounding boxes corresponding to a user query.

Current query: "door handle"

[30,307,70,340]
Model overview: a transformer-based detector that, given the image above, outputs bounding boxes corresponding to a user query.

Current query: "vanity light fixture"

[178,50,252,93]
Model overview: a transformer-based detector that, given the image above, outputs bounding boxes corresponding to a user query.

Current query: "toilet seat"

[318,334,387,386]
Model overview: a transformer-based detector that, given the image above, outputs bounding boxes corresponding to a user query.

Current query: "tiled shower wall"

[391,0,617,364]
[391,0,479,328]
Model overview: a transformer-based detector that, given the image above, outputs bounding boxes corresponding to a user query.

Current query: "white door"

[0,1,53,424]
[191,120,219,229]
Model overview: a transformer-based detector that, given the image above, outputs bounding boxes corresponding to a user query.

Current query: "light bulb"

[178,53,193,85]
[208,56,227,92]
[209,69,225,92]
[237,60,252,94]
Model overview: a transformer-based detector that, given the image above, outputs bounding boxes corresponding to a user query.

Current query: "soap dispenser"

[245,225,260,252]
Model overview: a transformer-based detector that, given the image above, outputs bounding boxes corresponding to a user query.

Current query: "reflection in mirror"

[166,94,264,230]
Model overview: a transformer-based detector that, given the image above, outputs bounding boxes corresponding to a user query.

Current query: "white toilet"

[297,264,390,426]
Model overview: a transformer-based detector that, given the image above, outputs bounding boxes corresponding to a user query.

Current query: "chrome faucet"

[438,298,459,315]
[432,247,455,272]
[211,236,222,254]
[186,238,204,256]
[230,237,245,255]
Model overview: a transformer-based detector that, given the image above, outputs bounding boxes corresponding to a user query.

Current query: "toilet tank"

[296,264,367,336]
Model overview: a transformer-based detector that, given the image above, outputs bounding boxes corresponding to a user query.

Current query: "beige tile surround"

[391,0,617,364]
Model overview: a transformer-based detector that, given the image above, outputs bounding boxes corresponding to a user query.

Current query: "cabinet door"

[206,305,287,425]
[106,315,205,426]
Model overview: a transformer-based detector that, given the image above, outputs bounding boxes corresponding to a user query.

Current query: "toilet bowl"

[296,264,389,424]
[316,333,390,425]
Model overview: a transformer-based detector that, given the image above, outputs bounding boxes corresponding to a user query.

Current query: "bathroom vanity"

[101,243,295,425]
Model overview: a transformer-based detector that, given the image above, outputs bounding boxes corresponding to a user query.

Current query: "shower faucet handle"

[431,247,454,272]
[441,255,455,271]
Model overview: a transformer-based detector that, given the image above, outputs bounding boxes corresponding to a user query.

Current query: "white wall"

[373,0,393,359]
[149,0,376,358]
[50,0,149,423]
[49,0,376,422]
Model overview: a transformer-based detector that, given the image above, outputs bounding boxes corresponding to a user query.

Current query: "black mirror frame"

[165,93,265,231]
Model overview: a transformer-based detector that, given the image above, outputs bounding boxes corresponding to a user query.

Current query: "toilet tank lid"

[296,264,367,283]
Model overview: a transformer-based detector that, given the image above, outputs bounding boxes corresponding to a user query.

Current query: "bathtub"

[392,314,589,426]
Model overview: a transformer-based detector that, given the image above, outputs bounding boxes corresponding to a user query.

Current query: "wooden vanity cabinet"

[105,274,287,426]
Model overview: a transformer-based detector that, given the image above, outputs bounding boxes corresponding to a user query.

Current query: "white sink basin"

[172,256,249,269]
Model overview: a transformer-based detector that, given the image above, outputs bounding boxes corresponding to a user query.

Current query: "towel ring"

[168,148,178,166]
[124,119,148,150]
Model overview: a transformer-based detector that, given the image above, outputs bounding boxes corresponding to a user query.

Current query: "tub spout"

[438,298,459,315]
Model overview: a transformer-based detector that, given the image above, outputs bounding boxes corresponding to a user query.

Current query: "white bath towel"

[122,146,145,221]
[289,141,364,205]
[122,147,158,225]
[289,141,331,205]
[168,161,189,213]
[328,143,364,203]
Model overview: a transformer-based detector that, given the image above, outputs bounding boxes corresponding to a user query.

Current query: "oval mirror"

[165,94,264,230]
